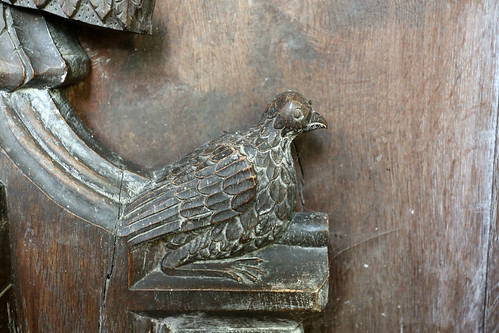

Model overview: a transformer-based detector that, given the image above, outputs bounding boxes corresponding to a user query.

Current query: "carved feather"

[118,91,327,273]
[121,143,258,247]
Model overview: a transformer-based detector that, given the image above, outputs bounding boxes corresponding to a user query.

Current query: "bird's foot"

[215,257,266,283]
[161,257,267,284]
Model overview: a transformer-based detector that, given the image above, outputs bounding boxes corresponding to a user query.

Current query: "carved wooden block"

[0,7,330,332]
[129,312,305,333]
[123,213,328,309]
[0,87,330,331]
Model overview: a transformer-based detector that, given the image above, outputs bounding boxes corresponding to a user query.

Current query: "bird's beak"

[305,109,328,132]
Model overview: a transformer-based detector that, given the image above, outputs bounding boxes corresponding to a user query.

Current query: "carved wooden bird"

[119,91,327,280]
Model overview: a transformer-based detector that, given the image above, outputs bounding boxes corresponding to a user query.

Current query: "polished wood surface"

[62,1,498,332]
[0,151,116,332]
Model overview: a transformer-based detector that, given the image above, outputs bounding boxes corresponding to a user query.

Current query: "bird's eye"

[293,109,303,119]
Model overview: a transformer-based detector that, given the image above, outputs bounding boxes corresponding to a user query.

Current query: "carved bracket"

[0,6,330,332]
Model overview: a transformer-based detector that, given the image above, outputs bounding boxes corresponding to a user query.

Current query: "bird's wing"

[119,143,257,247]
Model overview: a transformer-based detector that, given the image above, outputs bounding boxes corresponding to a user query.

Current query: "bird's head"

[264,91,328,137]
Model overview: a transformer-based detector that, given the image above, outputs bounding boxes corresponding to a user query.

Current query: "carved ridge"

[0,89,149,229]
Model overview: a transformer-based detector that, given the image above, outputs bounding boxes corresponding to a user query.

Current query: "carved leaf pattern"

[33,0,50,9]
[0,0,153,32]
[89,0,112,19]
[128,0,142,21]
[114,0,128,25]
[114,0,142,26]
[57,0,81,17]
[0,5,4,32]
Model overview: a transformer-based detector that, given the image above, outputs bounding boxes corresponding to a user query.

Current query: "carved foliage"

[115,0,140,27]
[0,0,155,33]
[57,0,80,17]
[33,0,49,8]
[89,0,111,20]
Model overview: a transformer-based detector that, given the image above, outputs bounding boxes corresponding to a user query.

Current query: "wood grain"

[486,133,499,332]
[297,2,499,331]
[64,1,499,331]
[0,151,116,332]
[0,182,13,332]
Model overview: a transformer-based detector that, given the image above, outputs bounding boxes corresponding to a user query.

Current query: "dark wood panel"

[295,2,499,331]
[65,1,499,331]
[0,151,115,332]
[0,182,13,332]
